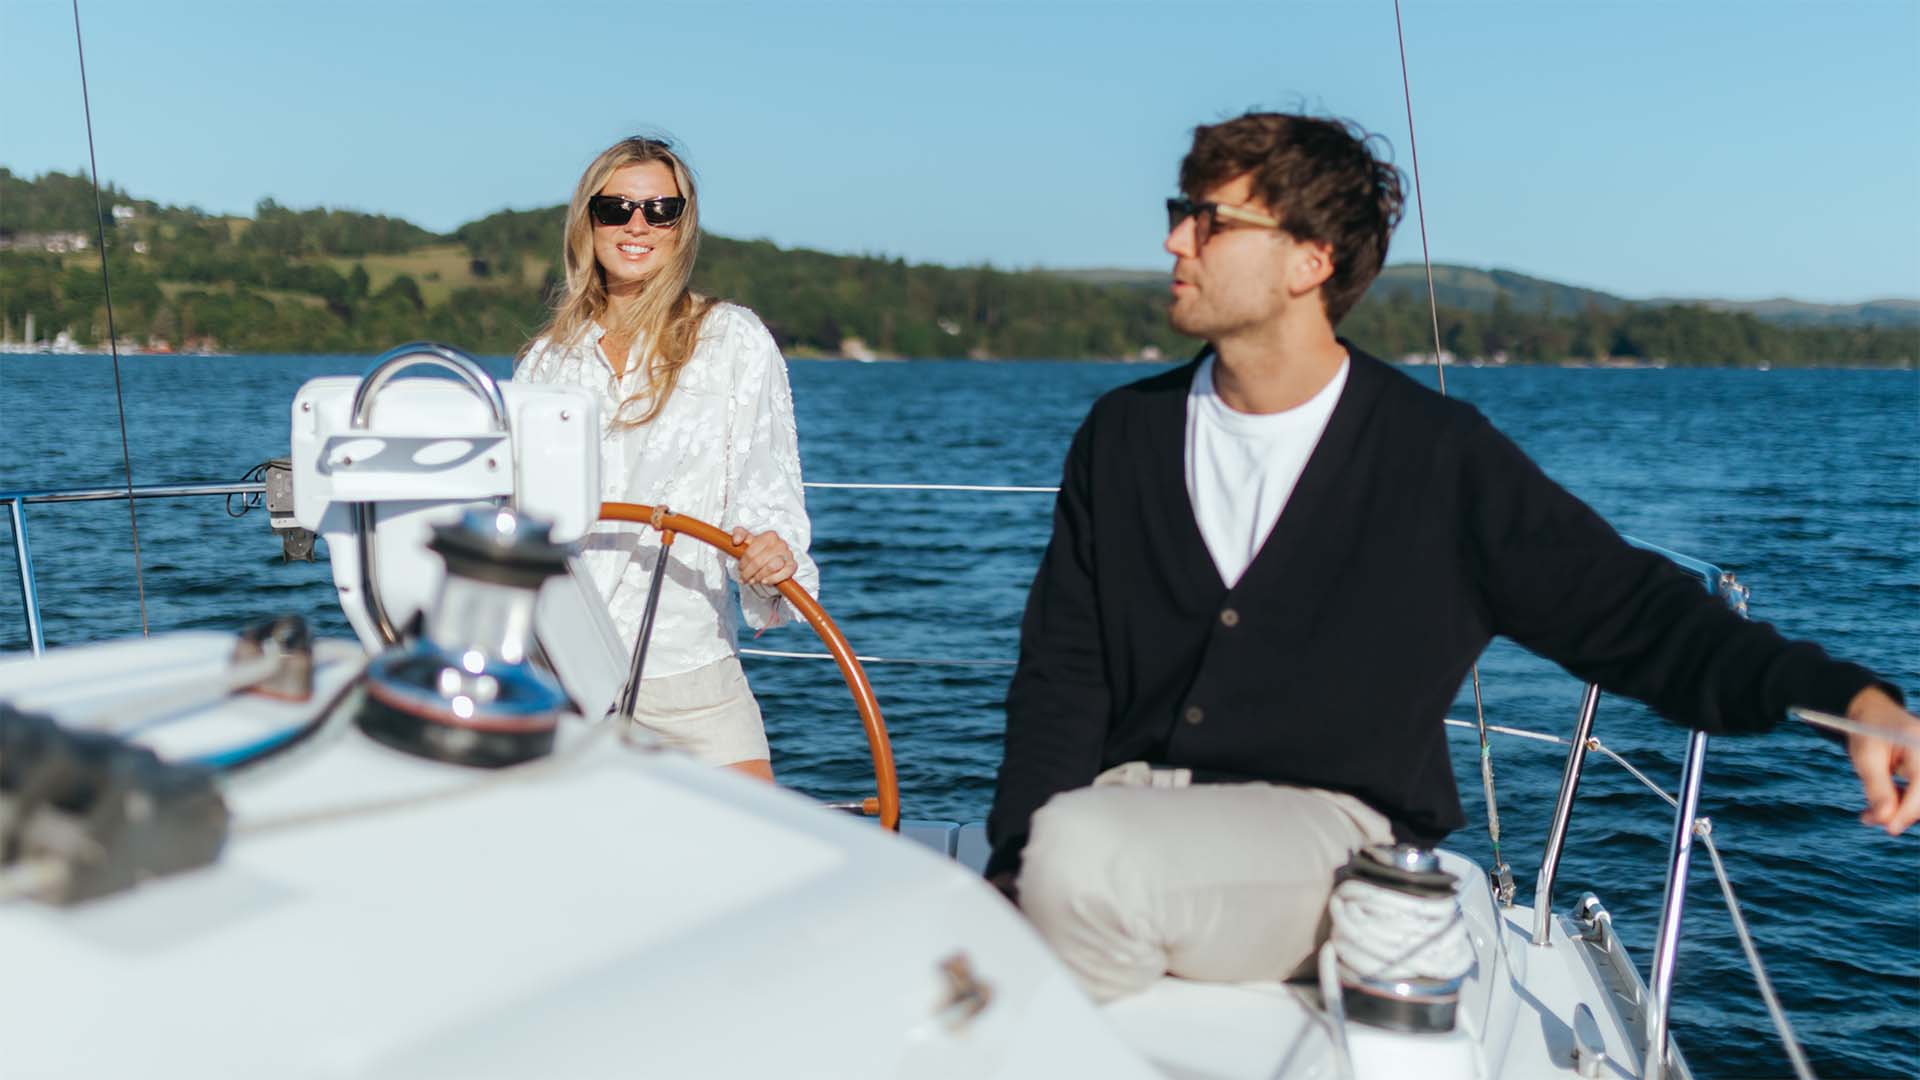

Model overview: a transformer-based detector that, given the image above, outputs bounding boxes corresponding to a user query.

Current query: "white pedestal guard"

[289,370,628,722]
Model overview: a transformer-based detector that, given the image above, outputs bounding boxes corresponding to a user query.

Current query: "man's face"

[1165,173,1296,342]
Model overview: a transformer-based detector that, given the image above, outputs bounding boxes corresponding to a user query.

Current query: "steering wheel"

[598,501,900,831]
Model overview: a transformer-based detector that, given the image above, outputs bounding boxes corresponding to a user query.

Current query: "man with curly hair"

[985,111,1917,1002]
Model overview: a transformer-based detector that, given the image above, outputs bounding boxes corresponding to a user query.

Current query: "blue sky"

[2,0,1916,303]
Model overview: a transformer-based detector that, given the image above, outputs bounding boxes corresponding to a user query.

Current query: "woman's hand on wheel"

[731,527,797,588]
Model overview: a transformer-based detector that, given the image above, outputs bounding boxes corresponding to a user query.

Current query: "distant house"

[111,204,138,222]
[0,231,92,254]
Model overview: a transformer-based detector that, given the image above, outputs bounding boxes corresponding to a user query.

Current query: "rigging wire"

[1390,13,1811,1065]
[1392,0,1449,395]
[70,0,149,636]
[1391,0,1504,888]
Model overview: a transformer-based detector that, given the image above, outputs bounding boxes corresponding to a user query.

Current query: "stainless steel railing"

[1525,536,1748,1078]
[1,481,268,657]
[1531,681,1602,945]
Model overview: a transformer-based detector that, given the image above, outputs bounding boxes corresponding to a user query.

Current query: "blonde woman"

[516,136,815,781]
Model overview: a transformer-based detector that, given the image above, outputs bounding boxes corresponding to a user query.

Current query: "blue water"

[2,354,1915,1077]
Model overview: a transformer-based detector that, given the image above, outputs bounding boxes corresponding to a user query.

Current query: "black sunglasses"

[588,194,687,228]
[1165,196,1283,246]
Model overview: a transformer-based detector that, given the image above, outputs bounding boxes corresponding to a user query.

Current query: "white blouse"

[516,302,818,679]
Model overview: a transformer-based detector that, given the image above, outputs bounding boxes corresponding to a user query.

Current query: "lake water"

[1,353,1915,1077]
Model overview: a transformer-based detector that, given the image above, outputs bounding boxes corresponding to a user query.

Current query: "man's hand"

[1846,686,1920,836]
[730,527,797,589]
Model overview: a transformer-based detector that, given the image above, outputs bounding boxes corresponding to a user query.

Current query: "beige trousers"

[1015,765,1395,1002]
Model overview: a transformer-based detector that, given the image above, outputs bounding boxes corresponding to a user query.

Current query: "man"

[984,111,1917,1004]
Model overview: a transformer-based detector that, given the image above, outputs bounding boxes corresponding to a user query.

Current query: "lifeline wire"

[804,481,1057,494]
[1392,0,1503,880]
[1699,830,1817,1080]
[71,0,149,636]
[740,647,1015,667]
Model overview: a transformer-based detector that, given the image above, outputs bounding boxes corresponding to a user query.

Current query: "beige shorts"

[626,656,770,766]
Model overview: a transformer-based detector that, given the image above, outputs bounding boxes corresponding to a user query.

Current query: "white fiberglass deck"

[0,631,1673,1079]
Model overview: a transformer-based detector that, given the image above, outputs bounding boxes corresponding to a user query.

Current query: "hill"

[1,168,1913,367]
[1654,296,1920,329]
[1059,262,1920,330]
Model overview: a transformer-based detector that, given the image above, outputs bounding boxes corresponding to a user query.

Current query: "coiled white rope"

[1328,875,1473,982]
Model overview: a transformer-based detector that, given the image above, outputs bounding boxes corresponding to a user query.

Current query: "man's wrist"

[1848,684,1898,721]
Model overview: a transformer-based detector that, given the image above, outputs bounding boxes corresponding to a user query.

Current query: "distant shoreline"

[1,346,1912,372]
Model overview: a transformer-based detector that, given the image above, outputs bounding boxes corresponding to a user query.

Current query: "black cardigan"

[984,348,1890,878]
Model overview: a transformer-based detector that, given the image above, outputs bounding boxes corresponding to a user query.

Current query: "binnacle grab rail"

[0,480,1840,1080]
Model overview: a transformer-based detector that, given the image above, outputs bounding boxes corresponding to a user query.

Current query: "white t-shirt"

[1184,353,1349,588]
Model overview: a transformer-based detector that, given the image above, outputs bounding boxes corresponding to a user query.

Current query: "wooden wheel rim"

[598,502,900,830]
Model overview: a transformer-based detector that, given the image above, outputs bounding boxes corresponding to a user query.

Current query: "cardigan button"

[1219,608,1240,628]
[1183,705,1205,725]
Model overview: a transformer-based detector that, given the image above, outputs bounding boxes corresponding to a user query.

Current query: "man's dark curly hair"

[1179,112,1406,324]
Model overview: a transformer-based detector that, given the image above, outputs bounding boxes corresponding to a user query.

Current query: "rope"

[70,0,149,637]
[1698,826,1818,1080]
[1791,706,1920,751]
[1329,874,1473,981]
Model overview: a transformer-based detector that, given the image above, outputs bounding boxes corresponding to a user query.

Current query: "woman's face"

[592,160,681,292]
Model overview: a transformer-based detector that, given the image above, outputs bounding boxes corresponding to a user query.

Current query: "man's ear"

[1289,239,1336,297]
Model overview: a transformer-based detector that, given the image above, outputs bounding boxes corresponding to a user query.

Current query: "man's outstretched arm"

[1459,414,1915,833]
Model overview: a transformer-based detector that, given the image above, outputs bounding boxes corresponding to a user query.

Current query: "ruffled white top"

[516,302,818,678]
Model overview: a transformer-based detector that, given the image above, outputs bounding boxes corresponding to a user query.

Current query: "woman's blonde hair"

[527,136,715,425]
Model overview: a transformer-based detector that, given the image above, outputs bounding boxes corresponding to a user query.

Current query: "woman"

[516,136,815,781]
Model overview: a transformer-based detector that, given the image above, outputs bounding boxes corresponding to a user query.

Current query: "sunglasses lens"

[642,197,687,227]
[589,196,633,227]
[1165,198,1191,233]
